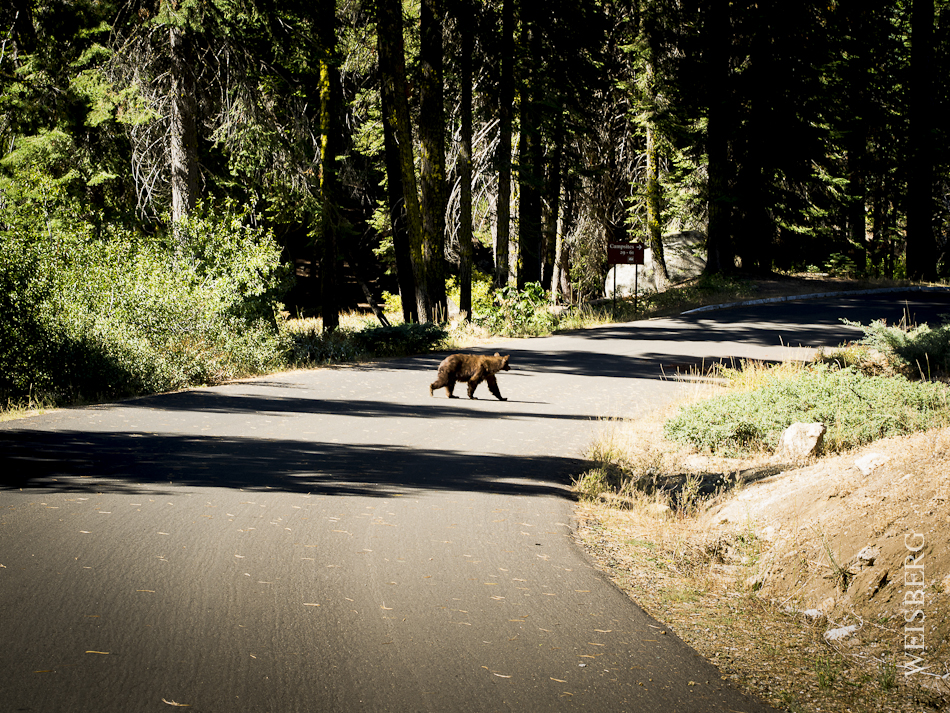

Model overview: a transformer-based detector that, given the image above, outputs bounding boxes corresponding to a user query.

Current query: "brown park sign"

[607,242,645,265]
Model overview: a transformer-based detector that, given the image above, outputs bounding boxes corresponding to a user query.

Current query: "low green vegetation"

[0,177,290,406]
[663,315,950,458]
[846,316,950,378]
[477,282,557,337]
[283,320,448,365]
[663,363,950,456]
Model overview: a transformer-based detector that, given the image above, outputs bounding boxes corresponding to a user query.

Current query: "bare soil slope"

[576,427,950,712]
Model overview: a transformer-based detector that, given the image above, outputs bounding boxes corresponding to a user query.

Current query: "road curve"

[3,291,948,712]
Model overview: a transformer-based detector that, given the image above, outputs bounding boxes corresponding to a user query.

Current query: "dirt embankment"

[576,427,950,712]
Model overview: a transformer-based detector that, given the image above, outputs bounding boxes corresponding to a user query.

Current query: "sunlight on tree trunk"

[420,0,447,321]
[378,0,430,321]
[645,75,670,290]
[457,0,474,321]
[542,109,563,292]
[317,0,340,333]
[494,0,514,289]
[382,111,418,323]
[169,25,197,238]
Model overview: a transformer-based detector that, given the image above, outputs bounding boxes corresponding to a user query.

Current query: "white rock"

[855,453,890,476]
[778,422,826,459]
[824,625,858,642]
[802,609,824,619]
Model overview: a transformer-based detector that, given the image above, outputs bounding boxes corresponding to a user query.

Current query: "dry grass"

[1,392,57,422]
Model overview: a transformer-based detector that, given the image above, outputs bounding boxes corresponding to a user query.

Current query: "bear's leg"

[486,374,506,401]
[467,376,483,399]
[445,377,458,398]
[430,372,456,397]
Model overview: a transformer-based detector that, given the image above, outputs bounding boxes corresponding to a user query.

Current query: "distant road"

[2,290,947,712]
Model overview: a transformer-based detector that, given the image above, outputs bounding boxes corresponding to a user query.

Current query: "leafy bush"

[282,319,447,364]
[824,252,859,277]
[380,290,402,316]
[281,321,363,364]
[446,268,494,318]
[0,175,289,403]
[350,322,447,357]
[846,317,950,378]
[477,282,555,336]
[663,364,950,455]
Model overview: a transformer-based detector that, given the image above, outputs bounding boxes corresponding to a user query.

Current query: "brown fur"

[429,352,510,400]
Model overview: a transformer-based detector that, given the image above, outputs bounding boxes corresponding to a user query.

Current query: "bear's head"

[494,352,510,371]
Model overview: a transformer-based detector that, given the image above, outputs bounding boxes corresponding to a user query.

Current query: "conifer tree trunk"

[494,0,514,289]
[169,25,198,234]
[703,0,735,275]
[906,0,937,281]
[317,0,340,332]
[517,7,542,288]
[734,5,771,275]
[378,0,430,320]
[381,109,419,323]
[644,58,670,290]
[844,1,868,264]
[420,0,447,320]
[457,0,474,320]
[542,109,563,291]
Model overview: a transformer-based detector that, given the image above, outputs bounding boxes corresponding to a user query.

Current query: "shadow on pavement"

[378,292,950,379]
[114,389,582,420]
[0,429,586,499]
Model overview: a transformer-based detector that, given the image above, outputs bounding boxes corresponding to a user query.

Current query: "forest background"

[1,0,949,405]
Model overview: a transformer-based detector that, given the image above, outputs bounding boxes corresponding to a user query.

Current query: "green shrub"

[0,176,289,403]
[846,317,950,378]
[824,252,859,277]
[446,268,494,318]
[281,322,363,364]
[663,364,950,455]
[350,322,447,357]
[477,282,555,336]
[281,320,447,365]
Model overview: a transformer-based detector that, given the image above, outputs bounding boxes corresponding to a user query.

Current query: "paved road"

[2,291,948,712]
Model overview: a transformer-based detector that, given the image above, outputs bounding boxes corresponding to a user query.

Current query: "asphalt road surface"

[2,290,949,712]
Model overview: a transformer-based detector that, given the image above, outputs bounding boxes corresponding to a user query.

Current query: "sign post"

[607,242,645,317]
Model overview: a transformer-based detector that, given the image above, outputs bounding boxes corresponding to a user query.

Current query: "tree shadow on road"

[377,292,950,380]
[111,390,574,420]
[0,429,586,499]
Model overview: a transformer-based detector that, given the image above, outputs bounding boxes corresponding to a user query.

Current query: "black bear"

[429,353,510,400]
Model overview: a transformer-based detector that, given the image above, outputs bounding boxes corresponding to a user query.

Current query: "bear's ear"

[494,352,500,357]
